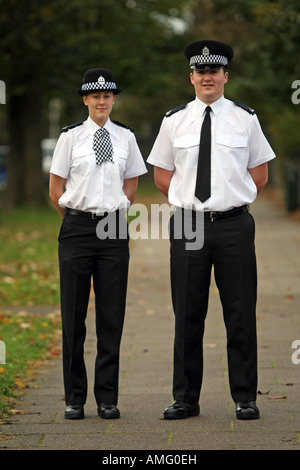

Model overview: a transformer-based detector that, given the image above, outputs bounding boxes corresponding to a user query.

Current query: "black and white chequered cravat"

[93,128,114,165]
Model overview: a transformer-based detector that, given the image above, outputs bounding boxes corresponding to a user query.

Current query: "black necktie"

[195,106,212,202]
[93,128,114,165]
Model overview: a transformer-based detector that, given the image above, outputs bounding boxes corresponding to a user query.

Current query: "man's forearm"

[248,163,268,194]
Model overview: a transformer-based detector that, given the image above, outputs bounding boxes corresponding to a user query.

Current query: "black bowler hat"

[77,68,122,95]
[184,40,234,70]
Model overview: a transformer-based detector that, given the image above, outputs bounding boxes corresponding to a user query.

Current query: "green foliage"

[0,0,189,98]
[250,0,300,158]
[268,107,300,159]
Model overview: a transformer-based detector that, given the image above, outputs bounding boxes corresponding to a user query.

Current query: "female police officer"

[49,68,147,419]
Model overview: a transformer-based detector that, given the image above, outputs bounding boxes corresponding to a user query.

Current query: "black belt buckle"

[210,211,217,222]
[209,205,249,222]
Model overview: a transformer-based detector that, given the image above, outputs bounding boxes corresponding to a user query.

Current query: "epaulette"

[234,101,256,115]
[165,103,188,117]
[112,120,134,133]
[61,121,84,132]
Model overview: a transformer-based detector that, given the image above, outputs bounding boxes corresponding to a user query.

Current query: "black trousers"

[58,211,129,406]
[169,209,258,404]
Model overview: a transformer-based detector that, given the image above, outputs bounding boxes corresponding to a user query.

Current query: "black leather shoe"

[98,403,120,419]
[64,405,84,420]
[163,401,200,420]
[235,401,260,420]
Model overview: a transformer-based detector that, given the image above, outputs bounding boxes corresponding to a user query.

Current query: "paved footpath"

[0,194,300,453]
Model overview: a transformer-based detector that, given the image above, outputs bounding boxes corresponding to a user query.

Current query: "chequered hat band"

[190,54,228,67]
[81,82,117,91]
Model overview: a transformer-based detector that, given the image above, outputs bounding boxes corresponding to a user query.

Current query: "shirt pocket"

[217,134,248,168]
[173,134,199,168]
[113,148,128,176]
[71,146,95,174]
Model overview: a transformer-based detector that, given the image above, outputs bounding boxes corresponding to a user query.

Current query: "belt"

[204,205,249,222]
[66,208,114,219]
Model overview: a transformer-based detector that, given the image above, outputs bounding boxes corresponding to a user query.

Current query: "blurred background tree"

[0,0,190,207]
[0,0,299,209]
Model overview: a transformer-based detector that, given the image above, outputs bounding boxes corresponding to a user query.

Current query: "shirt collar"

[210,95,225,115]
[185,96,224,127]
[87,116,114,135]
[195,95,225,116]
[104,118,118,138]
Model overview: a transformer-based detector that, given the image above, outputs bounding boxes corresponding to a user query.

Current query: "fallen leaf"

[10,409,26,415]
[50,346,61,356]
[284,295,294,301]
[0,316,10,324]
[146,309,156,315]
[14,378,27,388]
[269,395,287,400]
[0,432,12,440]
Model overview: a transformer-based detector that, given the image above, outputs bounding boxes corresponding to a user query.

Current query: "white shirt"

[147,96,276,211]
[50,116,147,213]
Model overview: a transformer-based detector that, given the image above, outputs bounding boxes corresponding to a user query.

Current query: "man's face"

[190,68,228,104]
[83,91,115,126]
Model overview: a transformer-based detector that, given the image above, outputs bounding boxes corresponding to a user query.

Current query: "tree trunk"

[7,90,47,209]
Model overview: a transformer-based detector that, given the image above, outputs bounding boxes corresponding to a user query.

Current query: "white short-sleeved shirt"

[50,116,147,213]
[147,96,276,211]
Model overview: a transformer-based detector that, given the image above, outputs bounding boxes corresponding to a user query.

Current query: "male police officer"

[147,40,276,420]
[50,68,147,419]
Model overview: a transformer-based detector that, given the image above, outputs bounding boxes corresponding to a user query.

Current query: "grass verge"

[0,310,61,419]
[0,206,61,306]
[0,205,62,419]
